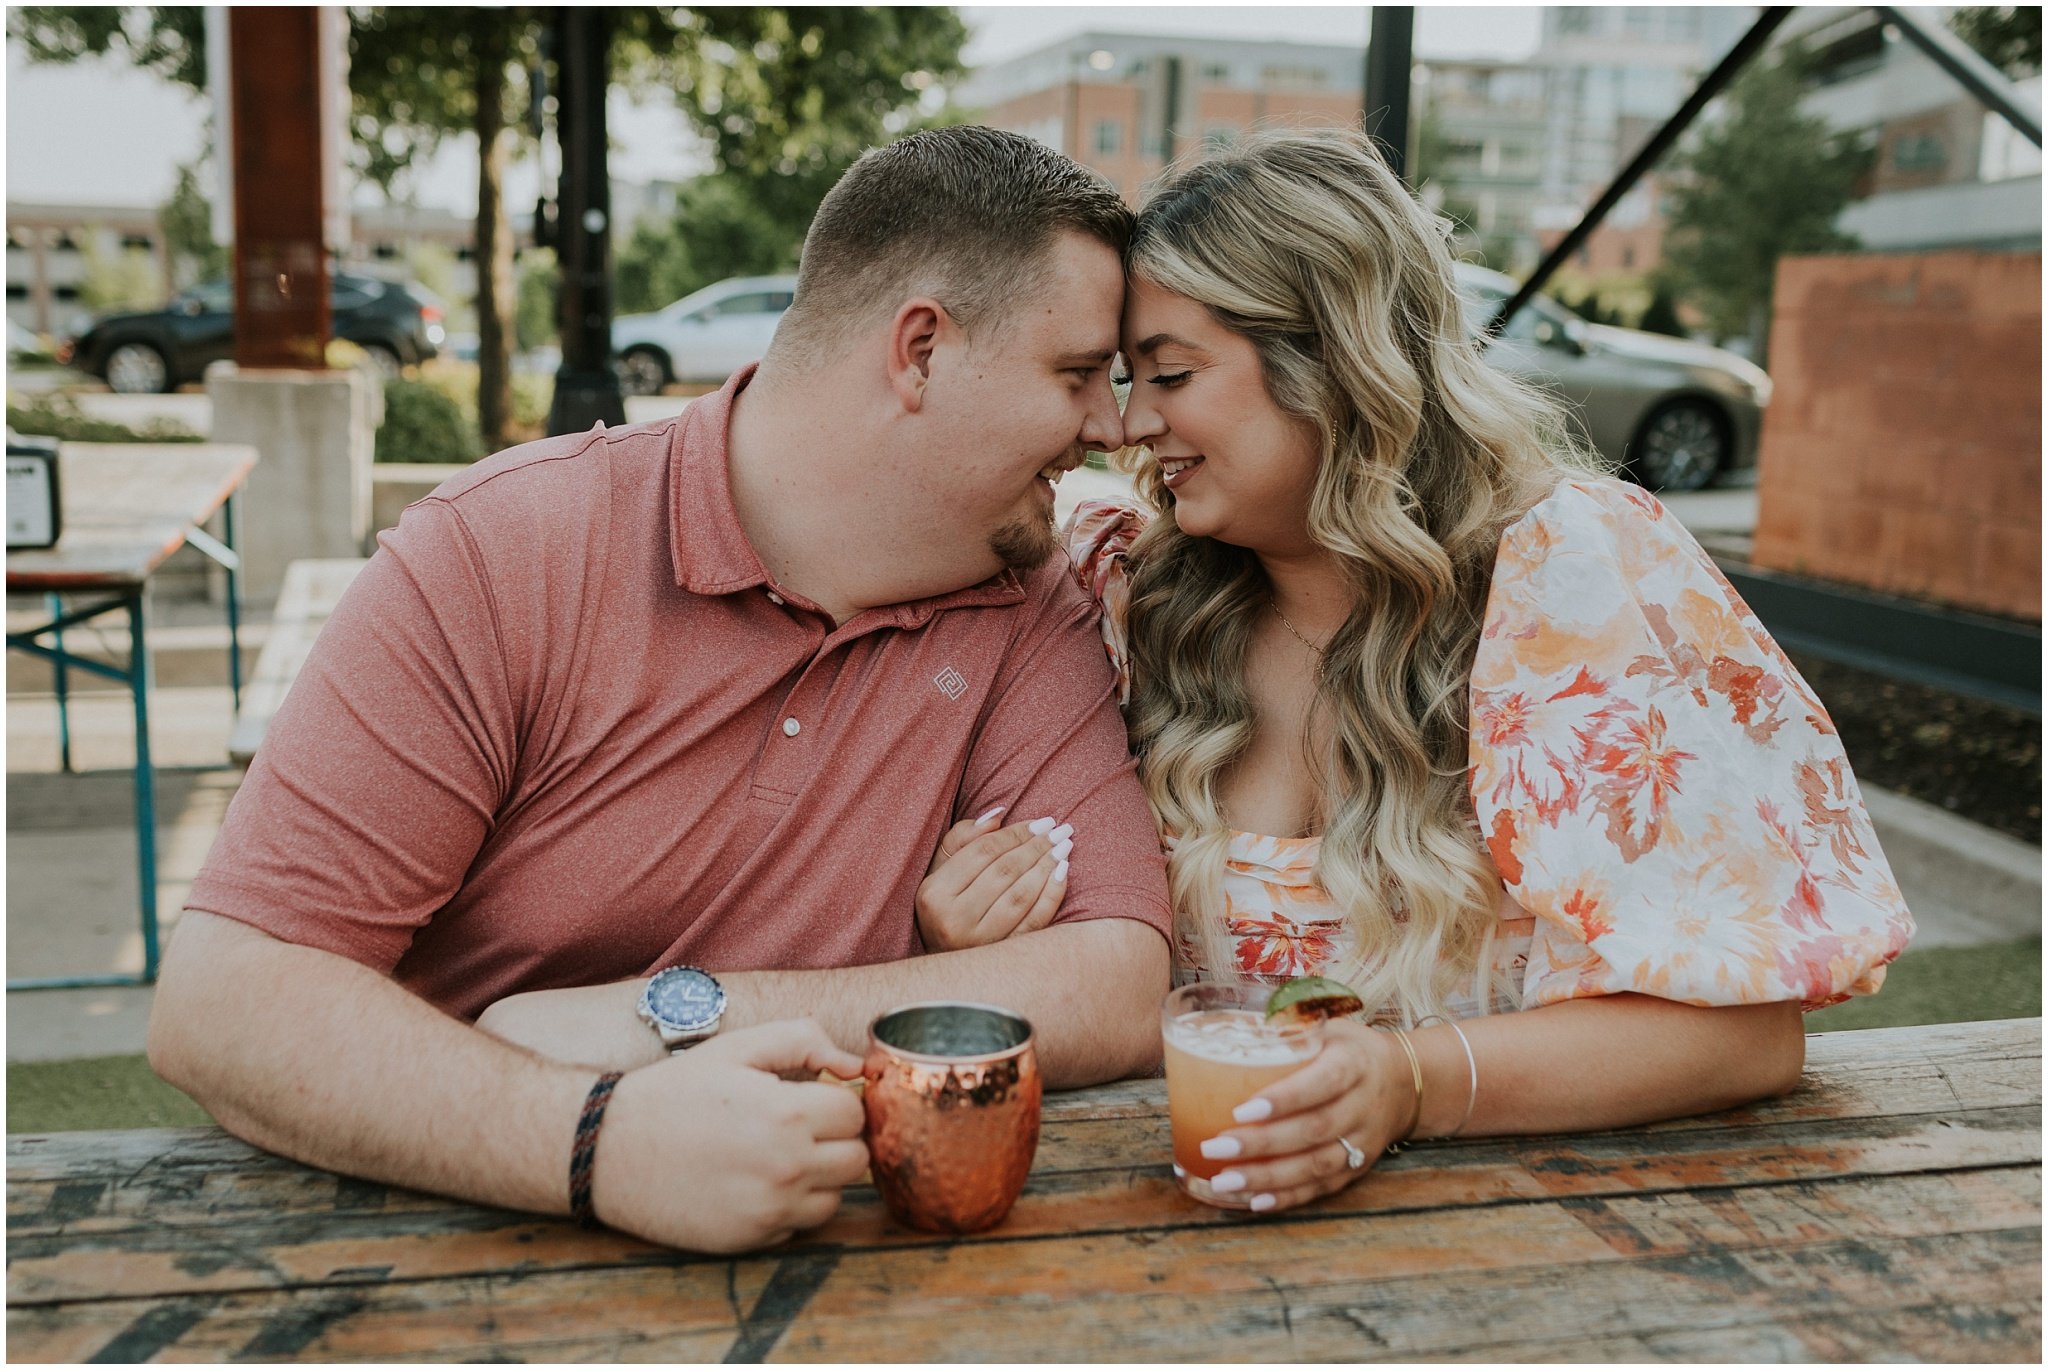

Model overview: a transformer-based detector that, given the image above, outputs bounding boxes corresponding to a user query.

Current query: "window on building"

[1095,119,1123,156]
[1125,58,1149,79]
[1201,62,1232,84]
[53,284,81,301]
[6,285,27,300]
[120,233,155,252]
[1892,135,1948,173]
[1555,8,1596,36]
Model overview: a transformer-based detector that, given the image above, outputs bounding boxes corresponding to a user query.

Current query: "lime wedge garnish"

[1264,975,1365,1024]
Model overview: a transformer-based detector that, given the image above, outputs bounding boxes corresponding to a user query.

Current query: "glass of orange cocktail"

[1162,982,1321,1207]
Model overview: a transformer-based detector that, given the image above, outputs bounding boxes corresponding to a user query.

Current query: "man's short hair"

[775,125,1133,360]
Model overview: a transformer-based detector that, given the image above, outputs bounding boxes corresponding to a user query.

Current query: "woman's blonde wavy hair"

[1117,128,1608,1021]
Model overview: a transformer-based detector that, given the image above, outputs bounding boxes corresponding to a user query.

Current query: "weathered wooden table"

[8,1019,2040,1362]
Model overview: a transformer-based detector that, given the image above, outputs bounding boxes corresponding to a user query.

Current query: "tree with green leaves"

[610,8,969,318]
[347,8,543,450]
[158,163,225,288]
[1657,44,1872,365]
[1952,6,2043,78]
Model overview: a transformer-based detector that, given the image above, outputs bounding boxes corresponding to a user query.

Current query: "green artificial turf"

[6,941,2037,1132]
[1805,936,2041,1034]
[9,1052,213,1133]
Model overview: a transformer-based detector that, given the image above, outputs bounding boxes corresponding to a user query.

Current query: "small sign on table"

[7,433,62,551]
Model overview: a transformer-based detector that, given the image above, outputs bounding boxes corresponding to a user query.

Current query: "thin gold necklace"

[1270,601,1328,656]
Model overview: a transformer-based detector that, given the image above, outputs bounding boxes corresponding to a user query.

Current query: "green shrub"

[5,393,202,443]
[374,377,481,463]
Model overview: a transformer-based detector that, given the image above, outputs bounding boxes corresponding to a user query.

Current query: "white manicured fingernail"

[974,806,1006,827]
[1051,839,1073,862]
[1048,823,1074,844]
[1027,817,1057,836]
[1052,861,1068,884]
[1249,1193,1277,1212]
[1233,1098,1273,1124]
[1210,1169,1247,1193]
[1200,1136,1241,1160]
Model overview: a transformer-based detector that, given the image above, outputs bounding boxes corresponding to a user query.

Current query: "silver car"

[1457,263,1772,492]
[613,274,798,396]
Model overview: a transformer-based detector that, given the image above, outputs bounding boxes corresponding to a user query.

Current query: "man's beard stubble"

[988,508,1059,572]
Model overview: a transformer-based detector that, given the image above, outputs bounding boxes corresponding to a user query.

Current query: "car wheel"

[105,341,170,394]
[619,347,670,397]
[361,343,404,379]
[1629,399,1727,493]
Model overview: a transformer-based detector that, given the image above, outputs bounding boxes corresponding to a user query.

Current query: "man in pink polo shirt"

[148,128,1171,1254]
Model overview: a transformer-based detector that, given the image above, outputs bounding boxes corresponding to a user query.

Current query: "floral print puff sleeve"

[1062,498,1150,707]
[1469,479,1914,1012]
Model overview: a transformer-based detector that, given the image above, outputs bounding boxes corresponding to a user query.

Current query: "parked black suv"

[66,273,445,393]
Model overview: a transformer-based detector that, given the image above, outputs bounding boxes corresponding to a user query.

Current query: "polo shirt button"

[782,717,801,737]
[767,592,784,605]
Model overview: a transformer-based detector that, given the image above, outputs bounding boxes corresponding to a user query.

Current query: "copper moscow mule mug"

[862,1002,1041,1234]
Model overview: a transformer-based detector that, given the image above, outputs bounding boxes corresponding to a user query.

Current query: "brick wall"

[1752,251,2041,622]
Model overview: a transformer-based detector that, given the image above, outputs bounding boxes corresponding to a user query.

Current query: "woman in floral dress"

[921,129,1913,1215]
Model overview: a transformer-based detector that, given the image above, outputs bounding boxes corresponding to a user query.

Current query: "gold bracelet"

[1417,1014,1479,1139]
[1382,1027,1424,1154]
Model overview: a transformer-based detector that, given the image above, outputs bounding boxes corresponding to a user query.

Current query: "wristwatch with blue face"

[637,965,726,1050]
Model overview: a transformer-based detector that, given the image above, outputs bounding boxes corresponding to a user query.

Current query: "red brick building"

[952,32,1365,203]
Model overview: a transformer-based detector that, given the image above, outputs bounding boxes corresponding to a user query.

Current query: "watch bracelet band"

[569,1070,625,1229]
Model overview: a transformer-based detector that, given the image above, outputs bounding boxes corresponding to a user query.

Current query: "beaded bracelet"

[1417,1014,1480,1139]
[569,1070,625,1229]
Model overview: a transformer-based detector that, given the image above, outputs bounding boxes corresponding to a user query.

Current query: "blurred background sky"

[6,4,1544,211]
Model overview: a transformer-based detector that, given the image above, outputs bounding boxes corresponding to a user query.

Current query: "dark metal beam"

[1486,6,1795,342]
[1363,7,1416,179]
[548,7,625,435]
[1877,5,2042,146]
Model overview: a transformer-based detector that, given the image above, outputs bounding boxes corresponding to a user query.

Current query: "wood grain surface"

[6,444,258,590]
[8,1019,2040,1363]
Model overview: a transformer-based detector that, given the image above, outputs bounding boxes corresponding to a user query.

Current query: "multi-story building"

[1781,5,2041,252]
[1410,58,1549,269]
[952,32,1363,201]
[1527,6,1759,274]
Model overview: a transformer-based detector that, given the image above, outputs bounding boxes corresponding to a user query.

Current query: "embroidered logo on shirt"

[934,667,968,701]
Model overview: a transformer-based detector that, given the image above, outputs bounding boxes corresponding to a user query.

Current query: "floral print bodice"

[1064,478,1914,1013]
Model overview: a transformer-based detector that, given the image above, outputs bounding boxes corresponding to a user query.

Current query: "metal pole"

[547,7,626,435]
[223,491,243,710]
[47,591,72,773]
[1877,6,2042,146]
[128,586,161,982]
[1487,6,1796,341]
[1363,6,1416,179]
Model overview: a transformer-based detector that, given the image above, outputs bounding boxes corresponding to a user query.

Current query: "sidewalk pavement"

[9,671,2035,1064]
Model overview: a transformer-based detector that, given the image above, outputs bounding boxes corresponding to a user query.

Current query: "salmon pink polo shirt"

[186,366,1172,1021]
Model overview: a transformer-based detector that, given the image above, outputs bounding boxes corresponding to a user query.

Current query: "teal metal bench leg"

[6,588,162,990]
[129,585,161,981]
[46,591,72,773]
[223,490,243,710]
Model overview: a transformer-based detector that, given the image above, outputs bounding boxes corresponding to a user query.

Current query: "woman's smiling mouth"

[1159,455,1206,489]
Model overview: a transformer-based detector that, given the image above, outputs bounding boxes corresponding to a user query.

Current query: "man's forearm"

[149,911,591,1217]
[722,918,1170,1087]
[478,918,1172,1088]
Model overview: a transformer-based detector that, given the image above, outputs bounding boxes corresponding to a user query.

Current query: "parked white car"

[612,274,798,395]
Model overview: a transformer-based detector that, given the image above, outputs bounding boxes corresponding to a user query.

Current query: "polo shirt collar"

[667,364,1027,617]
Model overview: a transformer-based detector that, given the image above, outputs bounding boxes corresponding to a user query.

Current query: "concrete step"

[1865,786,2041,950]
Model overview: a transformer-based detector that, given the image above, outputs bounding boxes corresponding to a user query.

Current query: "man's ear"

[886,297,948,413]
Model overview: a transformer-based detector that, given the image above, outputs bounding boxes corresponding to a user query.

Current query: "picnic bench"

[226,557,367,766]
[6,442,257,988]
[7,1017,2039,1362]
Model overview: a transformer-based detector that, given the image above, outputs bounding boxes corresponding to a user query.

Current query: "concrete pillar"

[206,366,383,606]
